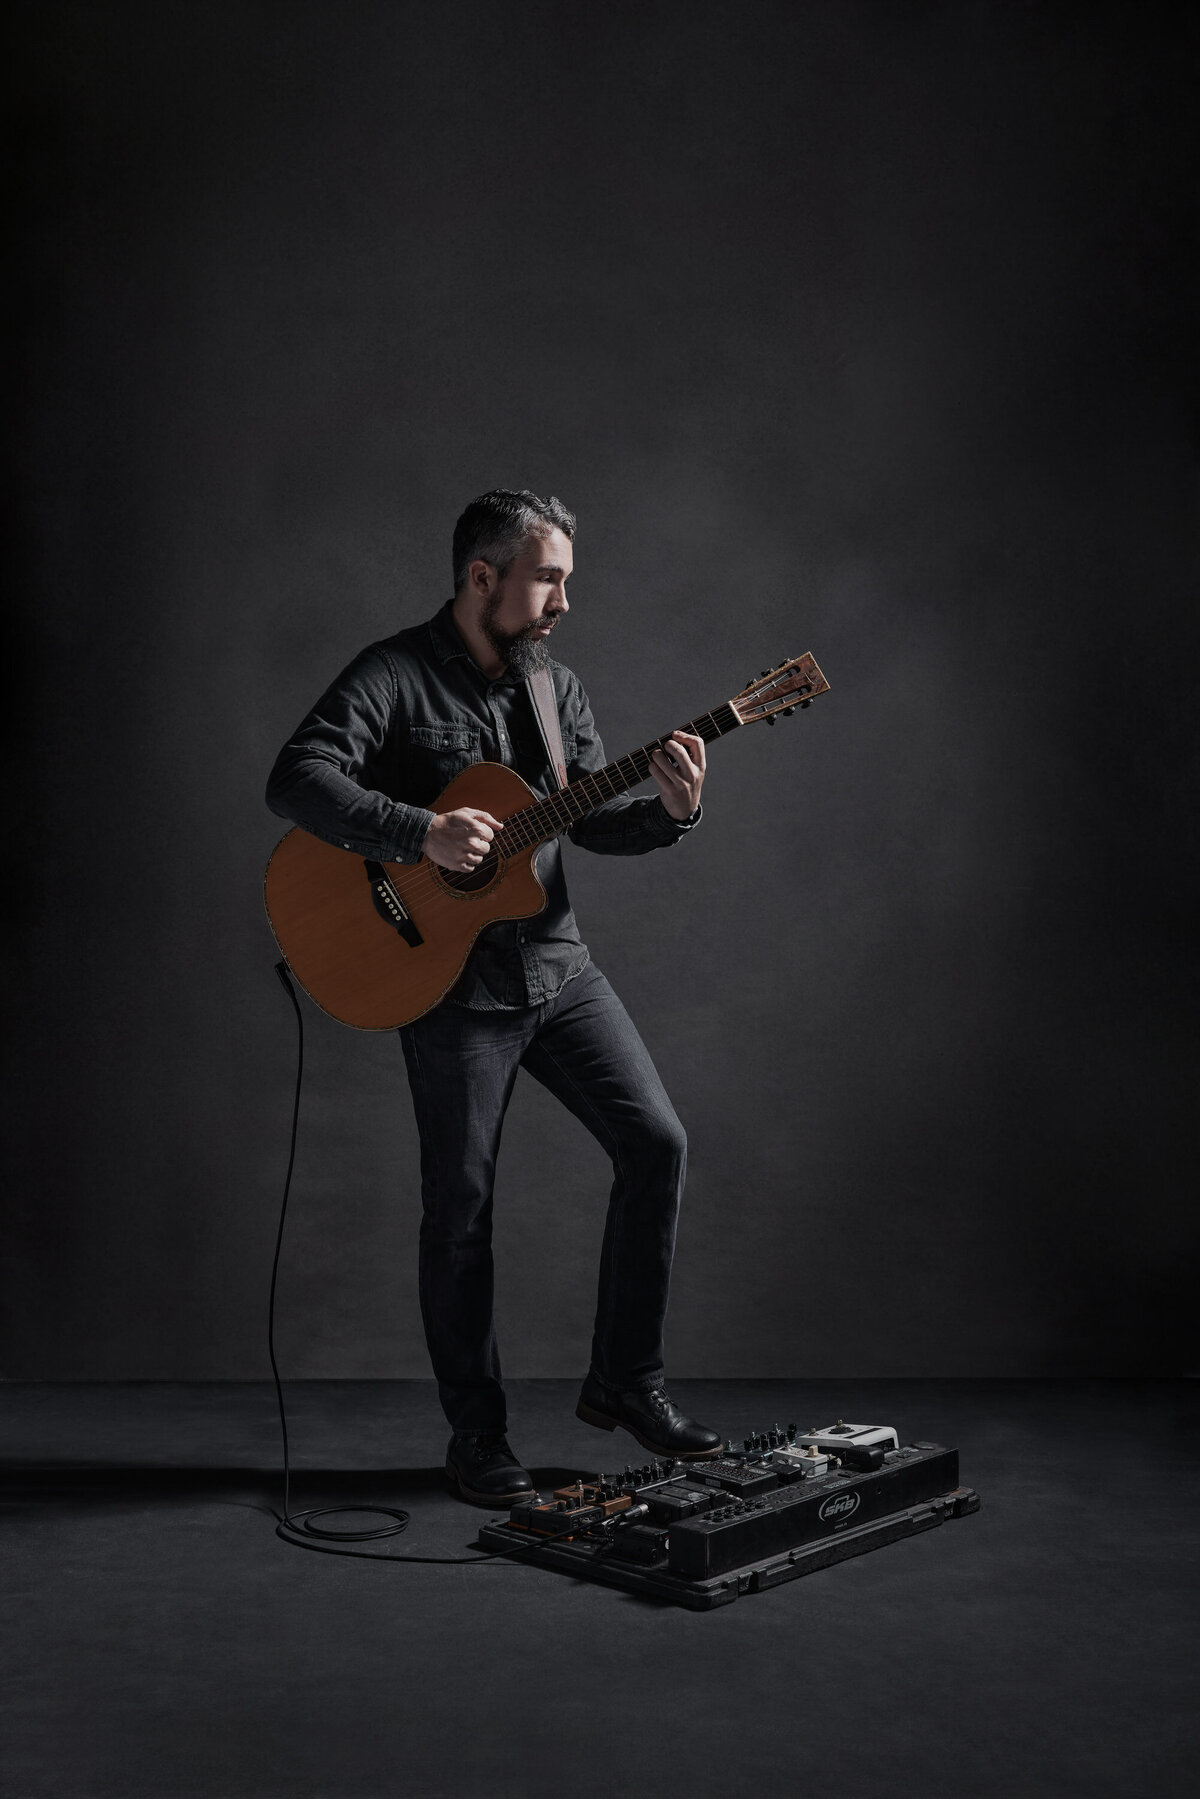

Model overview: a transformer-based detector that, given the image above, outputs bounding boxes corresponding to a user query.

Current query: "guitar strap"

[526,665,569,791]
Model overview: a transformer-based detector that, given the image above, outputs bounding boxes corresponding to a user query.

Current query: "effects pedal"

[476,1419,979,1610]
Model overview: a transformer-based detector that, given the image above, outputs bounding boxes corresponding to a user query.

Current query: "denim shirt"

[265,599,701,1009]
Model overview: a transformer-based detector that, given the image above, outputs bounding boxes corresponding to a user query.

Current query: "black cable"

[268,960,545,1565]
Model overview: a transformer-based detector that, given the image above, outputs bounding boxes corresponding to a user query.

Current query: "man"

[266,489,721,1505]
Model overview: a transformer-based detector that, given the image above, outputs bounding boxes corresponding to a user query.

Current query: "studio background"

[7,0,1197,1382]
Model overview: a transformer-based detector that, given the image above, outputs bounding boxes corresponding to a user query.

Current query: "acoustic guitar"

[264,654,830,1029]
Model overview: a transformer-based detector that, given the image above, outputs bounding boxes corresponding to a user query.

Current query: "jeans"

[398,961,686,1433]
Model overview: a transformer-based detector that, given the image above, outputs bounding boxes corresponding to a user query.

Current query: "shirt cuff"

[652,796,702,836]
[385,803,437,863]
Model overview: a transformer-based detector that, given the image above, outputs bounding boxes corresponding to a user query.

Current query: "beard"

[480,596,553,677]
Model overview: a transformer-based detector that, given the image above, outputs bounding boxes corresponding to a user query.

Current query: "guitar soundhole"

[438,851,501,896]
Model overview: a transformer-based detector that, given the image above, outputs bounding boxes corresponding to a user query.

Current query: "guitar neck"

[498,701,742,855]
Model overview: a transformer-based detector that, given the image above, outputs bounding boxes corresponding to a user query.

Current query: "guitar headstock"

[731,654,830,726]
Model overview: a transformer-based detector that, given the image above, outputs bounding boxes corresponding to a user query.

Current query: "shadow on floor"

[0,1460,594,1505]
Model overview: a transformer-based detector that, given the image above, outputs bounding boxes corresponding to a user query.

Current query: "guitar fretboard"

[496,702,742,855]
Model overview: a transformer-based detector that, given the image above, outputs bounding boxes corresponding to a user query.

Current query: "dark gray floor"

[2,1380,1196,1798]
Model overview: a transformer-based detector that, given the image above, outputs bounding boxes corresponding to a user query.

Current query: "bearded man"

[266,489,721,1505]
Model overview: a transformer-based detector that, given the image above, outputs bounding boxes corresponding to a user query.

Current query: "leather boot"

[576,1374,721,1459]
[445,1432,535,1507]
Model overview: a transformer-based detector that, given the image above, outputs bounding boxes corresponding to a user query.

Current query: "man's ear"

[468,557,497,597]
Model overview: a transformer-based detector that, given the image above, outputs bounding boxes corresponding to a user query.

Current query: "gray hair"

[452,489,576,591]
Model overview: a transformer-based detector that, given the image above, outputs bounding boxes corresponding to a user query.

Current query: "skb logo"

[818,1490,861,1524]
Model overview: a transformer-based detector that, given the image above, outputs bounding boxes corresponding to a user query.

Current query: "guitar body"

[264,762,548,1030]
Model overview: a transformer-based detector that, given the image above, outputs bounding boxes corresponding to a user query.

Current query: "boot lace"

[463,1432,512,1465]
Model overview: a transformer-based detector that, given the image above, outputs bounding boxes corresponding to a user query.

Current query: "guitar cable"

[267,959,538,1566]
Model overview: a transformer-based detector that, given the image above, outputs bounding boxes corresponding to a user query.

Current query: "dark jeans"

[398,961,686,1434]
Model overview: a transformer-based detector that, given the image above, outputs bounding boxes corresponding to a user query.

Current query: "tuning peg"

[767,715,777,726]
[799,699,811,708]
[782,706,795,716]
[761,668,769,676]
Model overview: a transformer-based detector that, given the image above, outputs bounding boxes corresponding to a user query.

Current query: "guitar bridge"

[363,861,423,948]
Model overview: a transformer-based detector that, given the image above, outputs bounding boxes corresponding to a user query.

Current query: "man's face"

[478,527,572,672]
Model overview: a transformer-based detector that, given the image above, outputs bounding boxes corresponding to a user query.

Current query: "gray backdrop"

[7,1,1197,1379]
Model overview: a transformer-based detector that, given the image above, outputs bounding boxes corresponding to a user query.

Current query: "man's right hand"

[422,807,502,872]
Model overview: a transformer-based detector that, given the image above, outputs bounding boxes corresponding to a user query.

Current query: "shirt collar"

[428,597,522,685]
[428,598,472,664]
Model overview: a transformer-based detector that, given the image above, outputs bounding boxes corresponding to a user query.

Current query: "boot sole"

[444,1462,534,1509]
[575,1399,722,1459]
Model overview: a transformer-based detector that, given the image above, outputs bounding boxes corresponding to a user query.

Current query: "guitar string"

[383,680,811,899]
[433,705,738,891]
[490,716,722,856]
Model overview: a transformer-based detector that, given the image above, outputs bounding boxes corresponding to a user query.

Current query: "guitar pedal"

[797,1422,898,1472]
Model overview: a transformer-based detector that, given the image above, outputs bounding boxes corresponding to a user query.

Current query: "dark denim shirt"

[265,600,700,1009]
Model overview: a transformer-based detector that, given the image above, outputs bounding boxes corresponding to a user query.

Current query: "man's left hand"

[650,729,705,821]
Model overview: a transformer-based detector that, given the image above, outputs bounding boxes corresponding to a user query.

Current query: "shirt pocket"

[404,722,482,795]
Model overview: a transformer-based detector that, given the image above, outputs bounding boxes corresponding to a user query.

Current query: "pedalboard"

[476,1420,979,1610]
